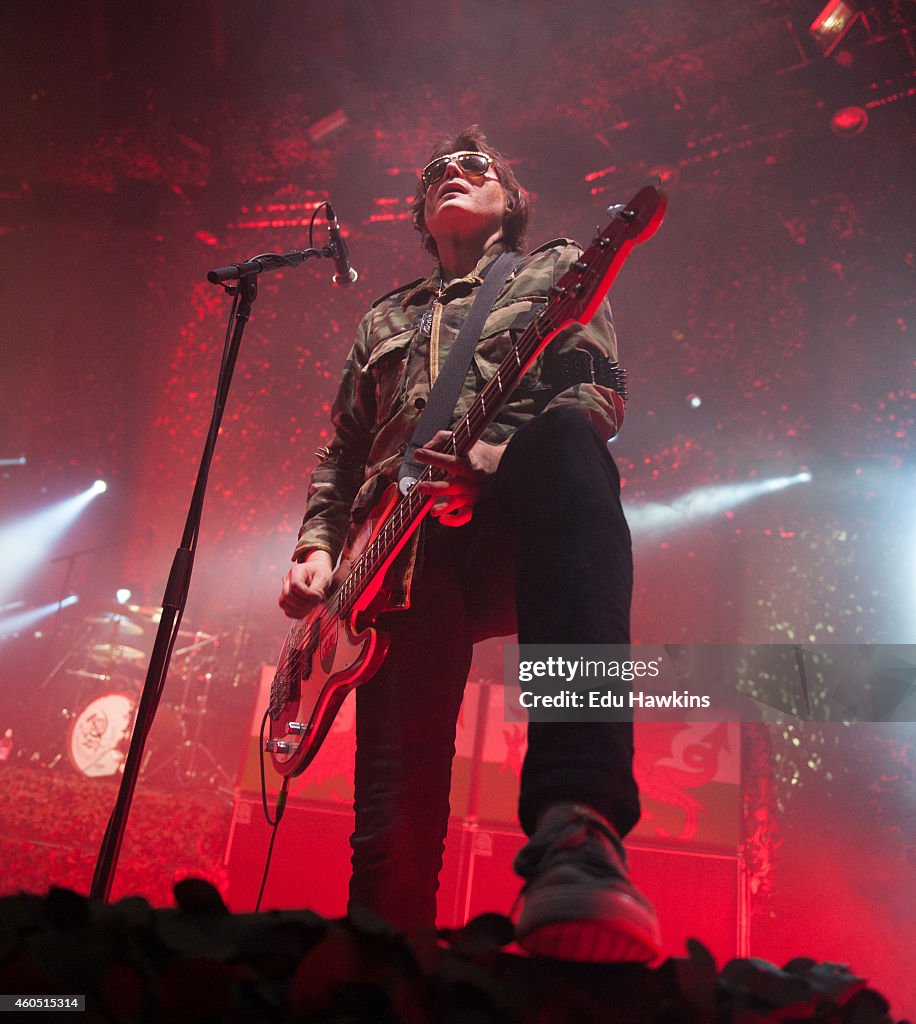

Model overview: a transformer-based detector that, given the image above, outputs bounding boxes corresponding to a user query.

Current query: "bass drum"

[67,691,185,780]
[67,692,134,778]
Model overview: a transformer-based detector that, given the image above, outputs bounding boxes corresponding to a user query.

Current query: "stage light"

[0,482,109,603]
[307,108,348,143]
[627,473,813,537]
[92,480,108,494]
[809,0,863,56]
[830,106,868,137]
[688,394,703,409]
[116,588,132,604]
[0,595,79,638]
[648,164,680,187]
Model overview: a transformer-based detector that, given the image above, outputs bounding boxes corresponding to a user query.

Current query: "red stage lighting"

[830,105,869,136]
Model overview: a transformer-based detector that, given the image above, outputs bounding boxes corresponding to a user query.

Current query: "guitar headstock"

[547,184,667,327]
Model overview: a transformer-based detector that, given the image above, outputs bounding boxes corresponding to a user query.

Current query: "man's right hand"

[279,550,333,618]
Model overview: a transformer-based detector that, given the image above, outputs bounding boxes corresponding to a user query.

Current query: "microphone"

[326,204,358,287]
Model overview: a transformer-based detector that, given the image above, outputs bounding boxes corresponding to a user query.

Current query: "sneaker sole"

[518,918,661,963]
[516,884,662,964]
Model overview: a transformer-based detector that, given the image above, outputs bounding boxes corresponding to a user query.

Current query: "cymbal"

[124,603,163,622]
[173,631,219,657]
[122,604,216,642]
[85,613,144,637]
[175,628,217,642]
[88,643,145,663]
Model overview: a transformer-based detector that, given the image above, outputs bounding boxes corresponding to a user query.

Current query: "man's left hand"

[413,429,506,527]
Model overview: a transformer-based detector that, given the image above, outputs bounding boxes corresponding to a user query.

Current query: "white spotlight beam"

[0,595,79,638]
[627,473,812,538]
[0,484,107,602]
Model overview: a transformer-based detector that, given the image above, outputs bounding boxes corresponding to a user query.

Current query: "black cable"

[258,708,288,826]
[253,709,291,911]
[308,200,330,250]
[254,785,288,913]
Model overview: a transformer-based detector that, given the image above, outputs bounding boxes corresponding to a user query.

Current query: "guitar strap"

[398,248,523,493]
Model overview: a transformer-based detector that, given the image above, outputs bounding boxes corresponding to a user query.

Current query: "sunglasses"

[421,151,494,189]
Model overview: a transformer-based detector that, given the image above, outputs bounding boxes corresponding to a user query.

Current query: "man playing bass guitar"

[279,127,661,962]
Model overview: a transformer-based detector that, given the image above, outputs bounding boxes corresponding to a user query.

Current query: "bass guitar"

[265,184,667,777]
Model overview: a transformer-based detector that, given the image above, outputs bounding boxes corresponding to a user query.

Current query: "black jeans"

[349,407,639,930]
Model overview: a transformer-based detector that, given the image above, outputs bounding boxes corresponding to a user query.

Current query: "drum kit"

[42,603,233,788]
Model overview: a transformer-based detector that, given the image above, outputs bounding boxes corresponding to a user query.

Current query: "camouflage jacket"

[293,238,626,586]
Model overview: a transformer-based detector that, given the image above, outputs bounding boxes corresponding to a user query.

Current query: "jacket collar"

[400,239,511,309]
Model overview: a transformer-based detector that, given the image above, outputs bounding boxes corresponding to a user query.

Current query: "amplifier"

[224,796,744,964]
[239,669,742,848]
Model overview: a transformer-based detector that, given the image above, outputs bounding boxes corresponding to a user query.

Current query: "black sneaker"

[513,803,662,963]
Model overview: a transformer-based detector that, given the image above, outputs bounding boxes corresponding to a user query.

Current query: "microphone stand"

[90,241,332,901]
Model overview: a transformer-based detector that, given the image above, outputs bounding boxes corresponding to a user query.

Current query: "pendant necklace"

[419,281,446,337]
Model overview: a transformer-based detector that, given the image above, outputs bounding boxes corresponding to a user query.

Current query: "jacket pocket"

[363,328,415,427]
[474,297,549,394]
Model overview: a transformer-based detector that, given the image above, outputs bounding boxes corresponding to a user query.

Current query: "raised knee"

[521,406,602,449]
[501,407,618,497]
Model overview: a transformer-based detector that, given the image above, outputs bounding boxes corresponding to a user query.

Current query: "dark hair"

[409,126,531,259]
